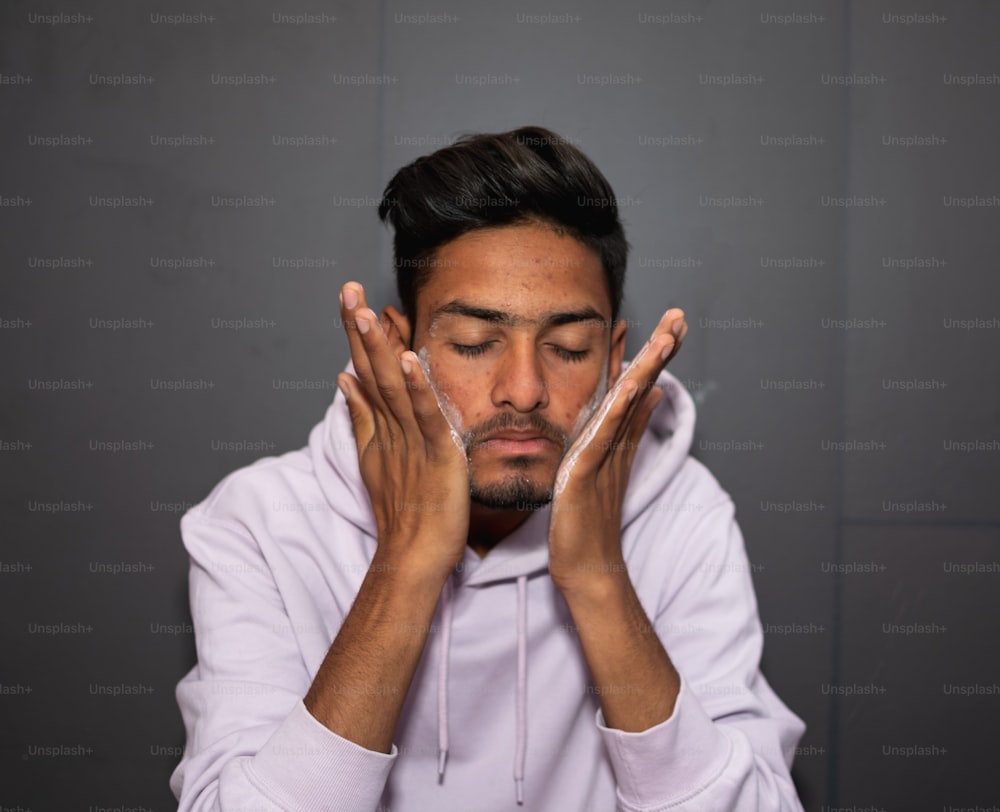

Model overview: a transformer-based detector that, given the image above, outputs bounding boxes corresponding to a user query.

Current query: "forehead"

[415,223,610,321]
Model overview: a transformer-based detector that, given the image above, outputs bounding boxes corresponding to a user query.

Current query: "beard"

[456,369,613,511]
[463,412,568,510]
[468,460,555,510]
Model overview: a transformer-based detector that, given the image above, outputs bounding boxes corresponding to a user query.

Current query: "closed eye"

[451,341,495,358]
[550,346,589,363]
[451,342,590,362]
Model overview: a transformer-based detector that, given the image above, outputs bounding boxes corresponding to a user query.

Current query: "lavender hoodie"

[170,362,806,811]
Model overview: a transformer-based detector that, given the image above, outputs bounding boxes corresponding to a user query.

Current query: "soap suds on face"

[416,346,468,456]
[552,340,654,502]
[569,363,609,442]
[553,385,617,502]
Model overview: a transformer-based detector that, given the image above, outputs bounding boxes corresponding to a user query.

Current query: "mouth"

[473,432,557,455]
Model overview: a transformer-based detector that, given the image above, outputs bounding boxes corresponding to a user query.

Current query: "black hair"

[377,125,629,326]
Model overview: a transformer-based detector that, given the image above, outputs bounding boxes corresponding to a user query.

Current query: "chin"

[468,470,555,511]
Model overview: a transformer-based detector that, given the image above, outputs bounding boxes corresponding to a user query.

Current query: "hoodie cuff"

[595,677,732,810]
[244,698,397,811]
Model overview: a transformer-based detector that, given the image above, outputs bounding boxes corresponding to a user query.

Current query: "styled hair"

[377,125,629,327]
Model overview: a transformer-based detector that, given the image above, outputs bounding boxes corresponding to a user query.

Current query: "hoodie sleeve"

[595,496,806,811]
[170,510,396,811]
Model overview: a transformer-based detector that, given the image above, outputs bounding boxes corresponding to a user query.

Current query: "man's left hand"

[548,307,687,597]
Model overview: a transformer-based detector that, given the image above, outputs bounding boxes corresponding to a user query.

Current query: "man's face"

[394,222,627,510]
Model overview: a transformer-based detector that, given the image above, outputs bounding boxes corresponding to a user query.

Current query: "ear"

[381,305,412,355]
[608,317,628,381]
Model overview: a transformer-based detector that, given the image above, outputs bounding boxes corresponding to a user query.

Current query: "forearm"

[304,548,448,753]
[562,574,680,733]
[304,282,470,755]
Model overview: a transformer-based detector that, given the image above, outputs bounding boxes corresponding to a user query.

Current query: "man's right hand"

[337,281,470,583]
[303,283,469,751]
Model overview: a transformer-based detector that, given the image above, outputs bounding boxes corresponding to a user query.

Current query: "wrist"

[553,559,631,609]
[369,539,459,593]
[548,516,625,595]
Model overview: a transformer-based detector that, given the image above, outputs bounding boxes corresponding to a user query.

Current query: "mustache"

[463,412,570,453]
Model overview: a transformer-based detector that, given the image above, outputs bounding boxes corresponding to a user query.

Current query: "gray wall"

[3,1,998,809]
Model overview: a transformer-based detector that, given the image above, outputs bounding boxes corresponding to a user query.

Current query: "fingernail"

[671,320,684,339]
[660,338,675,361]
[343,287,358,309]
[400,356,412,374]
[337,379,349,401]
[356,315,370,334]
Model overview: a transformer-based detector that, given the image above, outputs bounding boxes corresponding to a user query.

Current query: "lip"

[476,432,555,454]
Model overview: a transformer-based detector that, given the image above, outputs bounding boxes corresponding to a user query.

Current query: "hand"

[548,308,688,596]
[337,282,471,582]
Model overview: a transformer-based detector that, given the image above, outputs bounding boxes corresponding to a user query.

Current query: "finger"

[598,385,665,497]
[558,310,684,480]
[400,350,465,459]
[352,306,425,429]
[339,280,417,426]
[618,384,664,465]
[562,374,641,475]
[611,332,674,432]
[663,312,687,365]
[383,313,409,361]
[613,308,686,425]
[340,282,378,392]
[638,307,686,366]
[650,307,686,343]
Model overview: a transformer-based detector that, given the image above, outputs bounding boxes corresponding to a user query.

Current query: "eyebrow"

[431,300,609,329]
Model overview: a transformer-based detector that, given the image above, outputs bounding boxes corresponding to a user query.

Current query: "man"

[171,125,806,811]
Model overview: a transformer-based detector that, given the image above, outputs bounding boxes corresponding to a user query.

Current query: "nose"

[490,338,548,413]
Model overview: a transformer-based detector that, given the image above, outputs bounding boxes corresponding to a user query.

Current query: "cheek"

[419,353,487,429]
[563,365,609,436]
[559,390,590,424]
[441,382,484,423]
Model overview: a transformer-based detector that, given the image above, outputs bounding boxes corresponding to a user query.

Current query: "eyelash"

[451,342,590,363]
[452,342,492,358]
[552,347,589,363]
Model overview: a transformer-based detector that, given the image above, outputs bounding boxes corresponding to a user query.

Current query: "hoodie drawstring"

[514,573,528,804]
[436,572,529,806]
[437,575,454,781]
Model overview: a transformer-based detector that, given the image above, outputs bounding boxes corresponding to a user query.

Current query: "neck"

[466,503,536,558]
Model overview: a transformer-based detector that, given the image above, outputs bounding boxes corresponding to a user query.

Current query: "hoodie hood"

[308,358,697,579]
